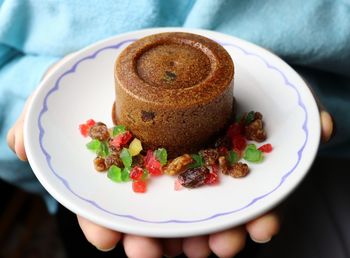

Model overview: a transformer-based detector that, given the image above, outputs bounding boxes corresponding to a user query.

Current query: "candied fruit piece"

[244,111,255,125]
[112,125,126,136]
[232,135,247,152]
[154,148,168,165]
[227,150,239,166]
[132,180,147,193]
[258,143,273,153]
[205,165,219,185]
[227,123,243,138]
[86,119,96,127]
[146,158,162,176]
[174,179,183,191]
[121,167,131,182]
[128,138,143,156]
[79,119,96,137]
[86,139,101,152]
[110,131,133,150]
[130,166,144,180]
[107,165,122,182]
[188,154,204,168]
[120,148,132,168]
[144,150,163,176]
[98,141,110,158]
[244,144,263,163]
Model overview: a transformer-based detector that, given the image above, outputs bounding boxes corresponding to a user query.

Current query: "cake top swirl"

[115,32,234,107]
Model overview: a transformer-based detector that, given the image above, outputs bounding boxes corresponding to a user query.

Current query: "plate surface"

[24,28,320,237]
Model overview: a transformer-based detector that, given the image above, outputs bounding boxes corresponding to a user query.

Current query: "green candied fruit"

[112,125,126,136]
[142,169,149,181]
[98,141,110,158]
[154,148,168,165]
[120,148,132,168]
[86,139,101,152]
[107,165,122,182]
[244,144,264,163]
[86,139,109,158]
[227,150,239,166]
[121,167,131,182]
[245,111,255,125]
[188,154,204,168]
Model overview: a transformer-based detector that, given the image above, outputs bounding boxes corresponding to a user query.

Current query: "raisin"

[218,156,229,175]
[141,111,155,122]
[199,149,219,166]
[164,71,177,82]
[88,122,110,141]
[178,167,210,188]
[105,152,123,169]
[214,135,232,149]
[230,162,249,178]
[93,157,107,172]
[132,154,145,167]
[244,112,267,142]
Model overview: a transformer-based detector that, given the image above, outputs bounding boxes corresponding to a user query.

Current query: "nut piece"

[93,157,107,172]
[244,112,266,142]
[164,154,193,176]
[89,122,110,141]
[230,162,249,178]
[199,149,219,166]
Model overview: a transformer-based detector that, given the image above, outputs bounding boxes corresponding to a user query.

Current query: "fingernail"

[250,236,271,244]
[96,245,116,252]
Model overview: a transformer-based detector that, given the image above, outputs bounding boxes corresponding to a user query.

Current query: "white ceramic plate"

[24,28,320,237]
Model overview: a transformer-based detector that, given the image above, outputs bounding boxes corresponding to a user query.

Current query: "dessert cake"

[113,32,234,157]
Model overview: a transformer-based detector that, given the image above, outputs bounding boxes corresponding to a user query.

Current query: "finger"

[77,215,122,252]
[209,227,246,258]
[123,234,162,258]
[6,126,15,153]
[320,110,334,143]
[245,211,280,244]
[14,120,27,161]
[10,95,33,161]
[183,235,211,258]
[161,238,183,257]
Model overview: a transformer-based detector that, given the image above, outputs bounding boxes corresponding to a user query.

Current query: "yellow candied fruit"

[128,138,142,156]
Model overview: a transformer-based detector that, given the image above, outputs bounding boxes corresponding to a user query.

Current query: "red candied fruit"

[79,119,96,137]
[144,150,163,176]
[258,143,273,153]
[130,166,144,180]
[227,123,243,138]
[218,146,228,156]
[205,165,219,185]
[110,131,133,149]
[232,135,247,152]
[132,180,147,193]
[86,119,96,127]
[174,179,183,191]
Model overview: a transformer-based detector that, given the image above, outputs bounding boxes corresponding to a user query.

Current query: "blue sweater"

[1,0,349,212]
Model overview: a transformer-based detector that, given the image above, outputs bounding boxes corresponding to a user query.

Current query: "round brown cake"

[113,32,234,157]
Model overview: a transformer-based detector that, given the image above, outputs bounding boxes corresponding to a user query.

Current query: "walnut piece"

[164,154,193,176]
